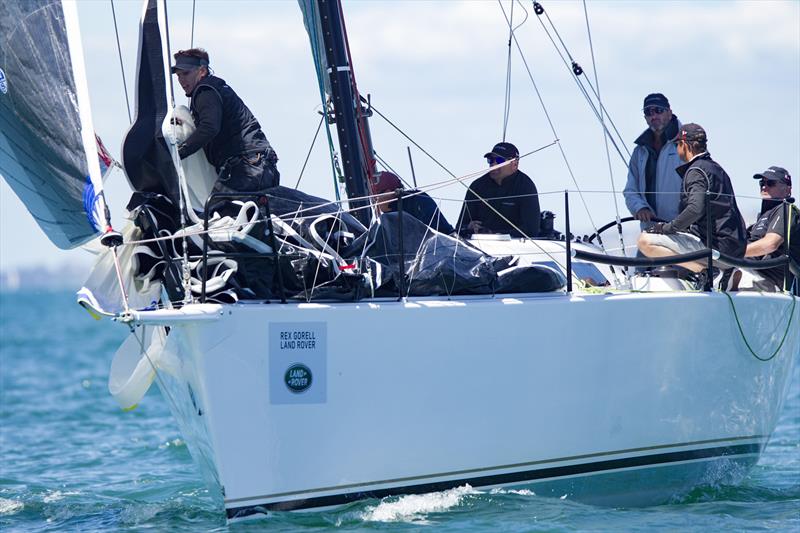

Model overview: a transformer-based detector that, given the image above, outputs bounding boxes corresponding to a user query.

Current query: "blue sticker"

[0,67,7,94]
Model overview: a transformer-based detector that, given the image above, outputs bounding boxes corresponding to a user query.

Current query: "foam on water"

[0,498,24,515]
[42,490,80,503]
[360,484,478,523]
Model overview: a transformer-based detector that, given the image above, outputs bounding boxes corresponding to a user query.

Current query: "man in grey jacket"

[623,93,683,229]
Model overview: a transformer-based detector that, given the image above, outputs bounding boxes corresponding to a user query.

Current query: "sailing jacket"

[747,200,800,288]
[387,190,454,235]
[624,116,683,227]
[663,152,747,258]
[180,75,274,171]
[457,170,540,238]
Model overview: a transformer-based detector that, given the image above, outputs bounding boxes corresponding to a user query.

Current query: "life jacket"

[677,153,746,257]
[190,75,272,169]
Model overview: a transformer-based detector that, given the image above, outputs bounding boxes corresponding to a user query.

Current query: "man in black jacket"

[638,123,746,272]
[171,48,279,194]
[745,166,798,291]
[456,142,540,238]
[371,171,455,235]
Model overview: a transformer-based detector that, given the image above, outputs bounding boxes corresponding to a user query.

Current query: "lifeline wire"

[110,0,132,124]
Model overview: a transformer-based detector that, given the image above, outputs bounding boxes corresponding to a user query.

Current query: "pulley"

[533,2,544,15]
[571,61,583,76]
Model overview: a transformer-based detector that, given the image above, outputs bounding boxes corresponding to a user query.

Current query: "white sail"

[0,0,110,249]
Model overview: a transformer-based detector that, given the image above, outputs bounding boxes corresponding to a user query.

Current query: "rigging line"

[374,152,412,189]
[498,3,601,238]
[109,0,132,124]
[295,113,325,189]
[582,0,624,285]
[534,3,630,161]
[368,102,457,179]
[190,0,196,48]
[500,0,530,142]
[307,2,342,201]
[501,0,514,141]
[161,0,191,302]
[582,0,618,217]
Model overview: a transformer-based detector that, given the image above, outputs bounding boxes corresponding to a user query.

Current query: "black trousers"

[213,151,280,194]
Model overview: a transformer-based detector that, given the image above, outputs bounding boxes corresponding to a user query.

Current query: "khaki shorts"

[645,231,705,255]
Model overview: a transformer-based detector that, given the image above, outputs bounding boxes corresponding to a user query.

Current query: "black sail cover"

[0,0,105,249]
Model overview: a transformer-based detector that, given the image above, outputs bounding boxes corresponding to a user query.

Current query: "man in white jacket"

[623,93,683,229]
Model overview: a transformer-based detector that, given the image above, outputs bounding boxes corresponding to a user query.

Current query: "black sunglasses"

[487,156,507,165]
[644,106,667,117]
[759,178,781,188]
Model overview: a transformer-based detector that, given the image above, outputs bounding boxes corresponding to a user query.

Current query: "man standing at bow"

[624,93,683,228]
[171,48,279,194]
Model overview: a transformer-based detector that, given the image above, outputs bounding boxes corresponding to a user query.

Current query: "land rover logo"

[284,363,312,393]
[0,68,7,94]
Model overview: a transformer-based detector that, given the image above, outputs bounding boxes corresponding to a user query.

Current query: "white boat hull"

[143,290,798,519]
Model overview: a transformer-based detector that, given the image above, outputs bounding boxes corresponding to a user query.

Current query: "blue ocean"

[1,290,798,532]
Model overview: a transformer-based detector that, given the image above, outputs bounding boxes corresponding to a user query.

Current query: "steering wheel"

[586,216,665,245]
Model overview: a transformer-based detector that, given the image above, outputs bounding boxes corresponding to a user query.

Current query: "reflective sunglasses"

[759,178,781,188]
[487,156,507,165]
[644,106,666,116]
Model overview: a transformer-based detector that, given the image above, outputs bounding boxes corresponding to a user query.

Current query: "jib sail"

[0,0,109,249]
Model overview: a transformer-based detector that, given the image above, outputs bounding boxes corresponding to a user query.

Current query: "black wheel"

[586,216,665,245]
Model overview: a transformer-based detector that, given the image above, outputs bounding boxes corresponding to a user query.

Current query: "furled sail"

[0,0,110,249]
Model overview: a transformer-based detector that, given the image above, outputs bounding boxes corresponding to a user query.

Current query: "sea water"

[1,290,798,532]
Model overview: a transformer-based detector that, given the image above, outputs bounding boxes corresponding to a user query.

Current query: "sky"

[1,0,799,271]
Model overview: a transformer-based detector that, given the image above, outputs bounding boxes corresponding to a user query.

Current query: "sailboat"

[1,0,798,523]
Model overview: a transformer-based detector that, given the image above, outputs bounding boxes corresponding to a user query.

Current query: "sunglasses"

[759,178,782,188]
[487,156,507,165]
[644,106,667,117]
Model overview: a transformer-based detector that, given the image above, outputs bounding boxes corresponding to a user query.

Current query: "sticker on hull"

[269,322,327,404]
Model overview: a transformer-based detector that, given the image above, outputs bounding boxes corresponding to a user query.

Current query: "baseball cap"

[753,166,792,186]
[370,171,402,194]
[171,55,209,73]
[483,142,519,160]
[674,123,707,144]
[643,93,670,110]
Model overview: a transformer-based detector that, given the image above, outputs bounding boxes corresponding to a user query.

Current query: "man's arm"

[178,89,223,159]
[662,171,706,233]
[519,178,540,238]
[623,149,653,219]
[456,188,479,235]
[746,233,784,257]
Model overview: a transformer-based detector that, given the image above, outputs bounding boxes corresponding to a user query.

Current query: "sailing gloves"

[647,222,676,234]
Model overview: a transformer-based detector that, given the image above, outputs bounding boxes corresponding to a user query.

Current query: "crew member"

[371,171,455,235]
[745,166,798,291]
[638,123,747,272]
[171,48,279,193]
[457,142,540,238]
[623,93,683,228]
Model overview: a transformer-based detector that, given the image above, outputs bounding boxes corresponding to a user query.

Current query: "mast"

[316,0,375,226]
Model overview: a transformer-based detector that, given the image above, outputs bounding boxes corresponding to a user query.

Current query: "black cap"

[171,55,209,73]
[484,142,519,160]
[753,166,792,186]
[674,123,707,144]
[643,93,670,110]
